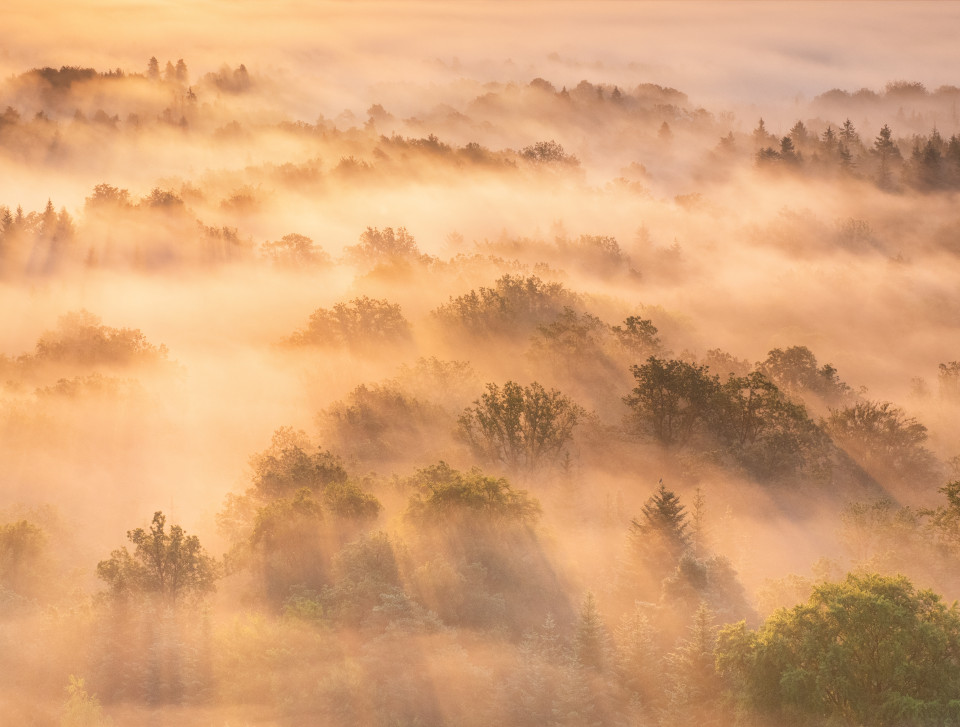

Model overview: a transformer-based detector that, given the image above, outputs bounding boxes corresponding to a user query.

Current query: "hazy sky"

[5,1,960,113]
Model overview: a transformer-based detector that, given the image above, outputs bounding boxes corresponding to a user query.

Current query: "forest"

[3,3,960,726]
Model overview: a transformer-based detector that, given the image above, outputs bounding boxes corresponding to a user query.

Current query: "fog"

[3,3,960,726]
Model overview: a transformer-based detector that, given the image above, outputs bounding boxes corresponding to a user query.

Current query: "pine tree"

[779,136,799,164]
[175,59,188,84]
[574,592,608,671]
[838,142,854,172]
[873,124,898,187]
[661,603,722,726]
[840,118,860,147]
[821,125,837,154]
[789,120,809,151]
[752,118,773,148]
[614,603,658,702]
[632,480,690,556]
[691,487,706,557]
[627,481,692,593]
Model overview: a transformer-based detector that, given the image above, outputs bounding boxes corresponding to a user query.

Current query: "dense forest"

[3,5,960,726]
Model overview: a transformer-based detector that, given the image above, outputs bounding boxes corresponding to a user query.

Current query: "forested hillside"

[3,3,960,726]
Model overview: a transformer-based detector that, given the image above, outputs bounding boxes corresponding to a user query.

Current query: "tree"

[779,136,799,164]
[405,462,540,525]
[752,118,775,148]
[840,118,860,147]
[527,307,614,384]
[218,429,381,603]
[923,481,960,558]
[719,370,827,479]
[174,59,188,84]
[939,361,960,400]
[287,296,412,352]
[520,140,579,167]
[661,603,723,727]
[31,310,170,369]
[85,183,131,210]
[249,427,347,496]
[0,519,46,597]
[611,316,661,358]
[61,675,112,727]
[146,57,160,81]
[433,274,580,340]
[788,120,809,151]
[96,512,218,604]
[613,603,658,701]
[458,381,585,470]
[826,401,938,485]
[758,345,850,405]
[820,126,837,155]
[874,124,900,188]
[342,226,430,270]
[624,357,720,448]
[574,592,608,670]
[249,488,327,601]
[717,573,960,726]
[628,481,691,590]
[260,233,330,268]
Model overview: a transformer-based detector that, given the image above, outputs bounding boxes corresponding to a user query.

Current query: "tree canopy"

[458,380,585,470]
[717,573,960,726]
[96,511,218,604]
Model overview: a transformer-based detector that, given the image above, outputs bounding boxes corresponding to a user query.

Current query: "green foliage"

[342,226,431,269]
[61,675,112,727]
[285,531,404,627]
[31,310,170,369]
[403,463,565,633]
[323,480,382,521]
[85,184,131,210]
[390,356,479,411]
[559,234,630,273]
[826,400,939,484]
[628,481,691,588]
[287,295,412,352]
[717,573,960,726]
[529,307,609,366]
[758,345,850,405]
[574,592,609,670]
[939,361,960,400]
[91,598,214,705]
[661,603,723,727]
[526,309,622,398]
[249,427,349,499]
[718,370,828,479]
[318,382,453,464]
[260,233,331,268]
[96,512,218,605]
[458,380,585,470]
[0,519,46,596]
[405,462,540,526]
[926,481,960,555]
[219,429,382,602]
[520,140,579,167]
[840,498,924,568]
[625,357,830,479]
[624,357,719,448]
[611,316,661,358]
[250,488,327,601]
[613,604,658,702]
[433,274,580,339]
[661,553,754,623]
